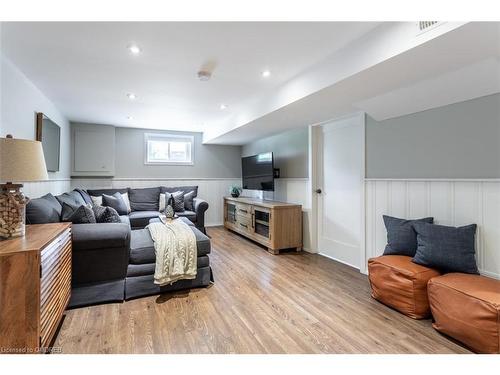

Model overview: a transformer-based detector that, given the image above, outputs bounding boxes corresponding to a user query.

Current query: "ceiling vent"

[416,21,443,35]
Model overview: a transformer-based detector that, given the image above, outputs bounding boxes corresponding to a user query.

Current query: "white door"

[316,113,364,269]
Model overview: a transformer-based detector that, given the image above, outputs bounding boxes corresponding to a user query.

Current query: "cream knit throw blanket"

[147,219,197,286]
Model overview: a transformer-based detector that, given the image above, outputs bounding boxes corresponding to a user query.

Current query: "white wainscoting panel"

[70,178,241,227]
[23,179,72,199]
[364,179,500,279]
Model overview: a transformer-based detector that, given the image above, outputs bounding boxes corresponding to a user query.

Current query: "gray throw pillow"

[412,222,479,274]
[184,190,195,211]
[92,205,121,223]
[26,193,62,224]
[171,191,185,212]
[382,215,434,257]
[102,192,129,215]
[61,202,96,224]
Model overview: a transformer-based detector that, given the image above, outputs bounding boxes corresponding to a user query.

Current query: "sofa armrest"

[72,223,131,252]
[193,198,209,229]
[71,223,130,285]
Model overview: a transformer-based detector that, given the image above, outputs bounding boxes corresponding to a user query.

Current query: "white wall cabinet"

[71,123,115,177]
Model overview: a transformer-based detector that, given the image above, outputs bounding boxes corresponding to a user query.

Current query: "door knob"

[315,189,322,194]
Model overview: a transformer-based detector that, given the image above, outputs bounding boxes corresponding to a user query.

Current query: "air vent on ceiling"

[416,21,443,35]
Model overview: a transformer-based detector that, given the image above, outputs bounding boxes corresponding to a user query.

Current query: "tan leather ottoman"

[368,255,440,319]
[428,273,500,353]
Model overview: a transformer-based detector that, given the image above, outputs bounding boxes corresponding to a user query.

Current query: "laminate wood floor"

[54,227,470,354]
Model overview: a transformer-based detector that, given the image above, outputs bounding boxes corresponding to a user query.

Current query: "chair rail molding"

[364,178,500,279]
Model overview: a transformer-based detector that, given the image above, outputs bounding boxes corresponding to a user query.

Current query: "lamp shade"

[0,136,49,182]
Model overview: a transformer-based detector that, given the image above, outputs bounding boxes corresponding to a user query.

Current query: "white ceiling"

[204,22,500,144]
[0,22,378,132]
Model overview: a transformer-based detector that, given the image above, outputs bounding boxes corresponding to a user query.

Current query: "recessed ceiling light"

[127,93,136,100]
[220,104,228,110]
[126,116,133,120]
[128,44,141,55]
[261,70,271,78]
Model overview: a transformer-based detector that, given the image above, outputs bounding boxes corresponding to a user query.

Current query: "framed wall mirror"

[36,112,61,172]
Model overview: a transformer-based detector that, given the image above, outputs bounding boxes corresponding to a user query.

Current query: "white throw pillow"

[121,192,131,213]
[159,193,166,212]
[90,195,102,206]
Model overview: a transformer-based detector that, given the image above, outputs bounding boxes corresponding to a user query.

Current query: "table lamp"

[0,135,48,239]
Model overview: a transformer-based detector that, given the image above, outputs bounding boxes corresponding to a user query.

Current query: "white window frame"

[144,133,194,166]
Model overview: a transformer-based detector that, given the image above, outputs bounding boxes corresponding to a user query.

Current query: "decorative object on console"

[0,135,48,239]
[382,215,434,257]
[230,185,242,198]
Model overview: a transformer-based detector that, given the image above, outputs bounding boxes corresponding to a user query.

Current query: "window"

[144,133,194,165]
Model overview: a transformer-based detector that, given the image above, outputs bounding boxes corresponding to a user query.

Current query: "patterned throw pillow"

[171,191,185,212]
[159,193,167,212]
[61,202,96,224]
[92,205,121,223]
[184,190,195,211]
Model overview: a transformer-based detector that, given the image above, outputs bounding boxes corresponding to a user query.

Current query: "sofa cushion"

[72,223,130,251]
[56,191,87,207]
[119,215,131,227]
[26,193,62,224]
[127,255,210,277]
[412,222,479,274]
[128,210,161,228]
[103,192,129,215]
[129,225,211,264]
[177,210,197,222]
[160,185,198,198]
[368,255,441,319]
[129,187,160,211]
[61,202,96,224]
[428,273,500,353]
[382,215,434,257]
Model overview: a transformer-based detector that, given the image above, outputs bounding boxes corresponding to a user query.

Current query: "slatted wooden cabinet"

[0,223,72,353]
[224,197,302,254]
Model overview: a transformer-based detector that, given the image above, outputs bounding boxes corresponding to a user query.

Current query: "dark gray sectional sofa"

[25,186,212,308]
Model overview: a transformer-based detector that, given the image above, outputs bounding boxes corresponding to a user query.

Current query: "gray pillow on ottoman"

[412,222,479,274]
[382,215,434,257]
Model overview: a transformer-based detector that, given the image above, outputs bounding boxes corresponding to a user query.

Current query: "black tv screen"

[242,152,274,191]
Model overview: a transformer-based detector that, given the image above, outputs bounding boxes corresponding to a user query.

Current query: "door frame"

[308,112,367,272]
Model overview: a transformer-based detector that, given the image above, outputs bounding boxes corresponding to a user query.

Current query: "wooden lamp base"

[0,183,28,240]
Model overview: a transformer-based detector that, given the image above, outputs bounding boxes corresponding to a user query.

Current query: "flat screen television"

[242,152,274,191]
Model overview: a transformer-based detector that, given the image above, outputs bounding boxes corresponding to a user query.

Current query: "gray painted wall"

[0,55,71,179]
[366,93,500,178]
[115,127,242,178]
[242,126,309,178]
